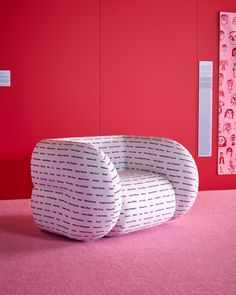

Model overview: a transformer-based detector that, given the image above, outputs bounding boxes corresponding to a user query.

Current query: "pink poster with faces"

[218,12,236,174]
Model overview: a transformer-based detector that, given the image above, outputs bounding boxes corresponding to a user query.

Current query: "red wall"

[0,0,100,199]
[1,0,236,200]
[197,0,236,189]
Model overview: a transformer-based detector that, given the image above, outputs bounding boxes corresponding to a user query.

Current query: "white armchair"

[31,136,199,241]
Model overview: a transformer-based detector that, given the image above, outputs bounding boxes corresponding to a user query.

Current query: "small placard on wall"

[0,70,11,86]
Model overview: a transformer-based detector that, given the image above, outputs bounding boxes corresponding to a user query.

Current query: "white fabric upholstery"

[124,136,198,218]
[108,170,175,236]
[31,140,122,241]
[31,135,199,241]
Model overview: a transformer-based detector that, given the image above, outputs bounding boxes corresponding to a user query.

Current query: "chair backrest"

[51,135,198,218]
[58,136,126,171]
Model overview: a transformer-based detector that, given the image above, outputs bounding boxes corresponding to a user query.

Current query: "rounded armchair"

[31,136,199,241]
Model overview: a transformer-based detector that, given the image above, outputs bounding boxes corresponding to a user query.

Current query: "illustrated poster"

[218,12,236,174]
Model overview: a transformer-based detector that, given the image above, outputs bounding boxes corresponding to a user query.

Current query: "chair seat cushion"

[108,169,176,236]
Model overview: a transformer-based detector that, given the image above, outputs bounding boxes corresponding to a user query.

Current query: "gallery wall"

[1,0,236,200]
[197,0,236,189]
[0,0,100,199]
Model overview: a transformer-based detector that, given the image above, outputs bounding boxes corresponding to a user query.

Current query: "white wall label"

[0,70,11,86]
[198,61,213,157]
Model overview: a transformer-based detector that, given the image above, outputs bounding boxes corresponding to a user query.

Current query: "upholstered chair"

[31,136,199,241]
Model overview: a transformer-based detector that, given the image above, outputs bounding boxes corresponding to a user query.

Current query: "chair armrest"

[125,136,199,218]
[31,139,122,241]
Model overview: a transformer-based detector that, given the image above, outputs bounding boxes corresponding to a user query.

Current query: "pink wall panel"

[0,0,100,199]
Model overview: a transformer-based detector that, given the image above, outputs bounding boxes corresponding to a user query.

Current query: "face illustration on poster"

[218,135,227,147]
[220,14,229,25]
[227,79,233,93]
[219,73,224,86]
[229,31,236,45]
[231,133,236,145]
[232,48,236,56]
[224,108,234,119]
[232,62,236,78]
[218,12,236,174]
[221,44,227,51]
[219,99,225,114]
[220,59,228,71]
[220,30,225,41]
[231,93,236,105]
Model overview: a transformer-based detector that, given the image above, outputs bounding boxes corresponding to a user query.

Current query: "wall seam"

[196,0,199,158]
[99,0,102,136]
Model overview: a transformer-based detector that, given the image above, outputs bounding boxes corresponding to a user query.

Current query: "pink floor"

[1,190,236,295]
